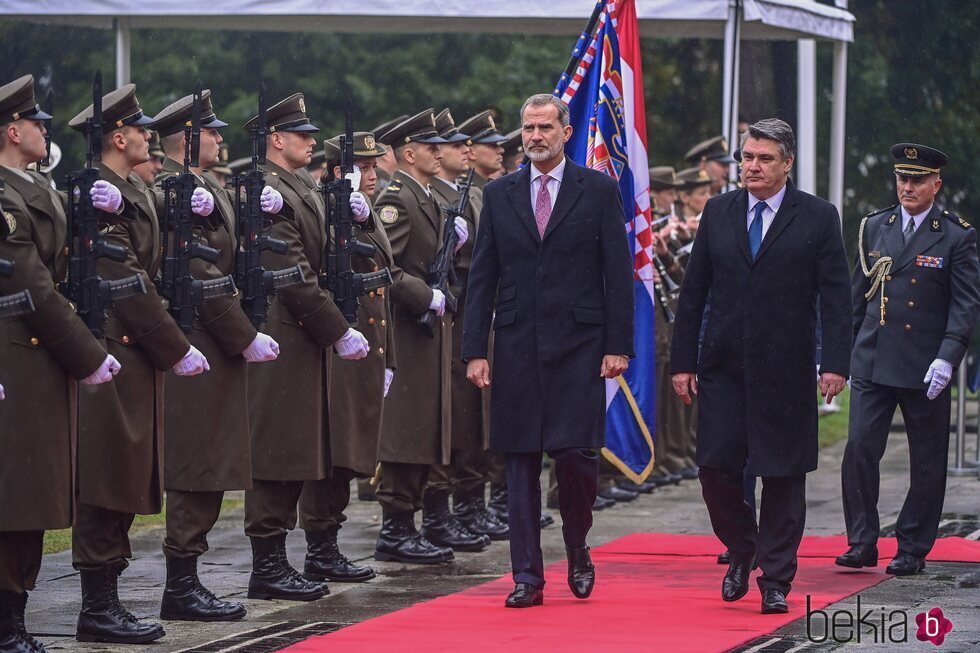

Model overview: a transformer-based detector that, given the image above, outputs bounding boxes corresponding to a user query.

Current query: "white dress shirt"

[900,203,933,236]
[747,182,788,240]
[529,157,566,213]
[401,171,431,198]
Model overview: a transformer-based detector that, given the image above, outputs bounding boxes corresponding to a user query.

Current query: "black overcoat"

[669,182,852,476]
[461,159,634,453]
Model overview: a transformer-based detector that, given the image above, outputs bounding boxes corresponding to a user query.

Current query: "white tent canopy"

[3,0,855,208]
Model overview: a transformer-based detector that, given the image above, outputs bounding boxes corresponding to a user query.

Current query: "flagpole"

[553,0,607,95]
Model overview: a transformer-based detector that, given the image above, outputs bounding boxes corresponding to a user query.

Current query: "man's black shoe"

[540,512,555,528]
[76,566,166,643]
[667,473,683,485]
[504,583,543,608]
[305,528,376,582]
[247,535,328,601]
[885,551,926,576]
[648,474,672,487]
[721,554,755,602]
[598,486,638,503]
[717,550,730,565]
[422,490,490,553]
[761,588,789,614]
[375,514,453,564]
[679,467,699,480]
[592,495,614,510]
[566,546,596,599]
[835,544,878,569]
[161,556,246,621]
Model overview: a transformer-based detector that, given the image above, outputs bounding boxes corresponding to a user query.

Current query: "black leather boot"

[0,591,37,653]
[454,489,509,541]
[76,566,165,643]
[486,483,509,523]
[421,491,489,553]
[305,528,376,582]
[160,556,246,621]
[247,535,328,601]
[566,546,596,599]
[375,513,454,564]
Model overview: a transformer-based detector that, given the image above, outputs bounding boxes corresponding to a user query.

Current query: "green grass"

[818,387,850,449]
[43,497,245,556]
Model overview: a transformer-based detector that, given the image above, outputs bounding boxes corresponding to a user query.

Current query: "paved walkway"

[28,425,980,653]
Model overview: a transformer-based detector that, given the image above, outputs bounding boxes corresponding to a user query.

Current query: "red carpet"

[282,534,980,653]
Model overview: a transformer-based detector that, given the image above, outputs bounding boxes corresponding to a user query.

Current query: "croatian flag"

[554,0,656,481]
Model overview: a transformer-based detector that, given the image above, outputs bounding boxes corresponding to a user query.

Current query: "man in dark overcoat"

[462,94,634,608]
[670,118,851,614]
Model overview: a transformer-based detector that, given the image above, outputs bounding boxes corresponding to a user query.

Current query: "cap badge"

[488,115,496,130]
[364,135,376,150]
[298,98,306,114]
[904,147,918,160]
[698,169,710,181]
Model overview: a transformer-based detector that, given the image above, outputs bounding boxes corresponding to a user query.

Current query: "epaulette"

[386,180,403,193]
[942,208,972,230]
[865,204,897,218]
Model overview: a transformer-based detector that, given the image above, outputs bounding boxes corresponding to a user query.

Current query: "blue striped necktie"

[749,201,766,260]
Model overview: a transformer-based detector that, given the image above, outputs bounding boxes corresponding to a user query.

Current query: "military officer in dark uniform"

[370,115,407,196]
[374,109,463,564]
[456,110,508,215]
[0,74,120,653]
[684,135,735,195]
[242,93,370,601]
[424,109,499,550]
[297,131,394,584]
[837,143,980,575]
[68,84,212,643]
[152,90,281,622]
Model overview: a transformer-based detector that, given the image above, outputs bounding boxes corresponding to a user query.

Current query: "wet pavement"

[26,426,980,653]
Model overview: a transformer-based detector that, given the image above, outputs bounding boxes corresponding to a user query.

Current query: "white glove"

[453,216,469,253]
[90,180,123,213]
[384,368,394,397]
[260,185,284,214]
[173,345,210,376]
[0,383,5,401]
[243,332,280,363]
[350,191,370,223]
[345,167,362,192]
[429,288,446,316]
[334,328,370,360]
[191,187,215,217]
[923,358,953,400]
[81,354,122,385]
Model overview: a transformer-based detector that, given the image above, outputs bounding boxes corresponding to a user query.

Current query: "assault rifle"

[0,181,36,318]
[234,84,304,330]
[158,82,237,333]
[319,97,391,325]
[60,71,146,338]
[418,168,472,336]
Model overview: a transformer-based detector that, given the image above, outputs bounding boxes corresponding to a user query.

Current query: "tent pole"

[722,0,741,183]
[797,39,817,194]
[115,17,131,89]
[829,39,848,217]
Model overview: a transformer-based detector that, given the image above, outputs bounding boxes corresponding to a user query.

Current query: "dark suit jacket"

[851,204,980,388]
[461,158,634,453]
[669,181,851,476]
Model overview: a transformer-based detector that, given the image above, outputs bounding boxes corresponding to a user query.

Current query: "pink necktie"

[535,174,552,238]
